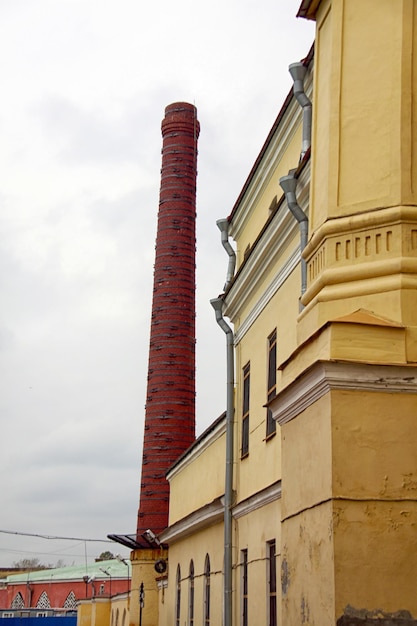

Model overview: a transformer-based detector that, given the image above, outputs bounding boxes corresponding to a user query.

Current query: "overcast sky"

[0,0,314,568]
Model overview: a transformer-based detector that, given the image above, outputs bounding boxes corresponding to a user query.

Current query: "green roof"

[6,559,131,583]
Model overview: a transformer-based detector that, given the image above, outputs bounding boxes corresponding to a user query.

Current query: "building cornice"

[229,99,302,241]
[270,361,417,426]
[224,163,310,340]
[229,71,313,240]
[160,481,283,543]
[232,481,282,520]
[297,0,322,20]
[167,414,226,481]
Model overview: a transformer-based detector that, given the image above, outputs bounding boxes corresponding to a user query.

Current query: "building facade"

[152,1,417,625]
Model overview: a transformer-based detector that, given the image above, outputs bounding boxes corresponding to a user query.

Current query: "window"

[63,592,77,610]
[266,330,277,437]
[188,560,194,626]
[36,592,51,609]
[267,541,277,626]
[11,594,24,610]
[241,363,250,457]
[204,554,210,626]
[175,565,181,626]
[241,549,248,626]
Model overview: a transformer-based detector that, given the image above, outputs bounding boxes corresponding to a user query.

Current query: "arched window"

[122,608,126,626]
[36,592,51,609]
[115,608,119,626]
[188,560,194,626]
[175,565,181,626]
[11,592,24,609]
[204,554,210,626]
[63,591,77,609]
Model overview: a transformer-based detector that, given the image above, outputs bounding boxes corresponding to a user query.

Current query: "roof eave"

[297,0,322,20]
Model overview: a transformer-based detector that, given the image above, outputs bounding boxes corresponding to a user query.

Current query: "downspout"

[289,62,312,159]
[216,218,236,291]
[279,172,308,307]
[210,296,234,626]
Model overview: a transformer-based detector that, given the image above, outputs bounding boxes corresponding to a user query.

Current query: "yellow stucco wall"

[110,597,129,626]
[91,599,111,626]
[311,0,417,230]
[331,389,417,618]
[130,549,162,626]
[78,602,93,626]
[278,375,417,625]
[158,523,224,626]
[234,499,282,626]
[281,500,335,626]
[167,423,226,525]
[301,0,417,347]
[233,265,301,502]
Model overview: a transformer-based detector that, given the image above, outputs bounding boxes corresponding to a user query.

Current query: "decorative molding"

[233,247,300,345]
[225,163,310,343]
[229,99,302,241]
[271,361,417,426]
[232,481,282,520]
[159,498,224,545]
[229,71,313,240]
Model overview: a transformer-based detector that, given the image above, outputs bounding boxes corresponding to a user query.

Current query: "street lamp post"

[139,582,144,626]
[116,555,130,594]
[99,568,112,597]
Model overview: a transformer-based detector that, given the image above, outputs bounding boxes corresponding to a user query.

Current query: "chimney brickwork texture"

[136,102,200,543]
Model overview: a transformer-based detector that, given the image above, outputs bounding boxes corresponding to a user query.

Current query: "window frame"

[203,554,210,626]
[188,560,194,626]
[267,540,277,626]
[241,363,250,457]
[241,549,248,626]
[175,565,181,626]
[266,330,277,438]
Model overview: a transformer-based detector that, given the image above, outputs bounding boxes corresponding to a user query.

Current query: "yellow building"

[154,2,417,626]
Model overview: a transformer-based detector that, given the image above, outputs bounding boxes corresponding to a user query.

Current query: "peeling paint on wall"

[337,605,417,626]
[281,558,290,596]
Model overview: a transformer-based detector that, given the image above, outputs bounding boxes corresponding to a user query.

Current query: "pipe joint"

[216,218,236,291]
[279,173,308,300]
[288,62,311,159]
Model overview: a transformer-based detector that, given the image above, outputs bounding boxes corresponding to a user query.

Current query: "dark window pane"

[241,415,249,457]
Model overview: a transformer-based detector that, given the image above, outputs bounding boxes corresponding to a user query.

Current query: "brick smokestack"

[136,102,200,543]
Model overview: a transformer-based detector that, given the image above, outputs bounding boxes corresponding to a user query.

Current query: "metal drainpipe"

[289,62,312,159]
[210,296,234,626]
[216,218,236,291]
[279,172,308,307]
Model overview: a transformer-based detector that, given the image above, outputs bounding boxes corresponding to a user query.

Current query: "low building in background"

[0,560,130,626]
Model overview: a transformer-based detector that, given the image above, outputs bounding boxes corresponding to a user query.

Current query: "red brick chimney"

[136,102,200,544]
